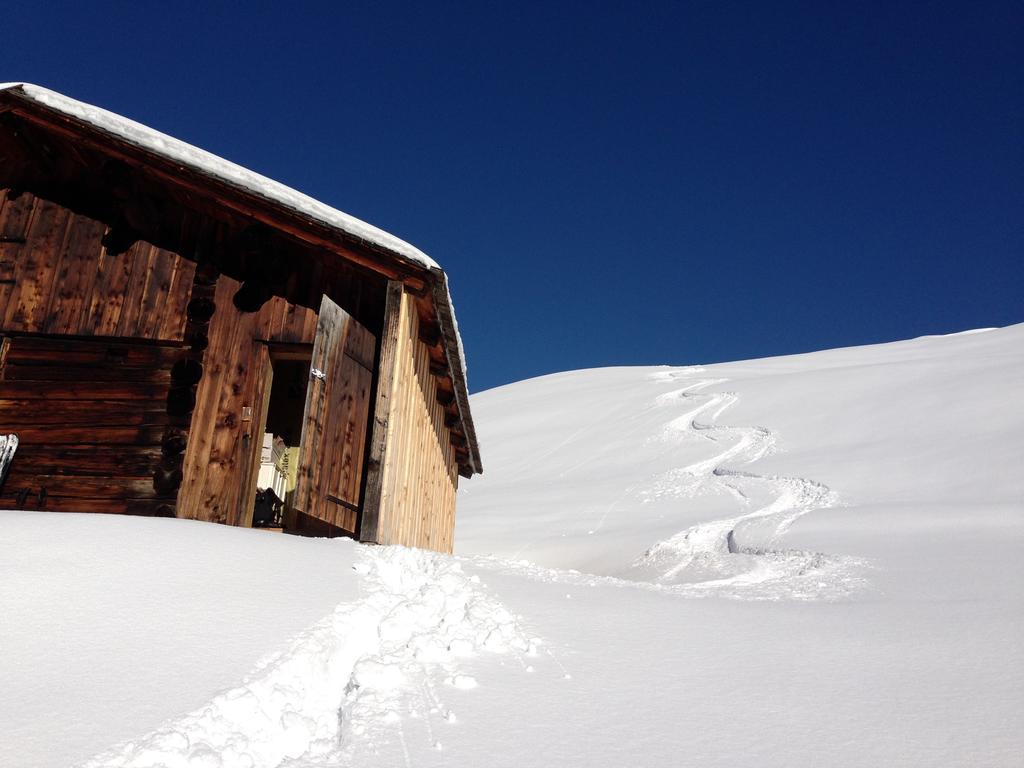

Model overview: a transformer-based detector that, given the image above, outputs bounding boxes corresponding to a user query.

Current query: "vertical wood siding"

[0,191,195,341]
[374,291,459,552]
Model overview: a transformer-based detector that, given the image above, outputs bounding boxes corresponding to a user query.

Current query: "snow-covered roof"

[0,82,480,474]
[0,83,439,272]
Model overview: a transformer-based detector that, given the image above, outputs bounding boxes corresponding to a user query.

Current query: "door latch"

[310,367,327,381]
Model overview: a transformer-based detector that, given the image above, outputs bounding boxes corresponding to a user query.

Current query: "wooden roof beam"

[418,320,442,348]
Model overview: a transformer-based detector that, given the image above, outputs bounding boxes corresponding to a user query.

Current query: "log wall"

[0,335,179,514]
[373,291,459,552]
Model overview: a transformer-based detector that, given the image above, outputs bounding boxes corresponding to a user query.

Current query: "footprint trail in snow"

[79,545,540,768]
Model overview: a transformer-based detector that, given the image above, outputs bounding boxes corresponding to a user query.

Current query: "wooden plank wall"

[0,335,180,514]
[0,191,197,515]
[374,291,459,553]
[176,274,318,526]
[0,191,195,340]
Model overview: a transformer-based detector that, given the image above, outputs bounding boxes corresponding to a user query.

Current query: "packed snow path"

[81,546,537,768]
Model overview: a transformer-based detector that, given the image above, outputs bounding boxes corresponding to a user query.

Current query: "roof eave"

[429,268,482,477]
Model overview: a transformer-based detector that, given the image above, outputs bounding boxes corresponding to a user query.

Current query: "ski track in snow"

[633,369,867,599]
[80,546,539,768]
[470,367,867,602]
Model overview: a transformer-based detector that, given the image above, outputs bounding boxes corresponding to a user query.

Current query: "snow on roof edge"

[0,83,439,272]
[430,268,479,473]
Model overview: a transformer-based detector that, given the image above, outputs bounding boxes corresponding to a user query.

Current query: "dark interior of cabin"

[252,355,312,529]
[265,358,309,447]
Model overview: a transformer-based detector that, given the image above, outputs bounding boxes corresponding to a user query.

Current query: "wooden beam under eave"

[418,320,442,348]
[402,280,430,298]
[3,114,57,176]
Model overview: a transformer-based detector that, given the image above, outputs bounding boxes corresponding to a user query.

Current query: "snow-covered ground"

[2,324,1022,766]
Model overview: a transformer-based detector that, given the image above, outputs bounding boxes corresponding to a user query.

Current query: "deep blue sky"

[4,1,1021,392]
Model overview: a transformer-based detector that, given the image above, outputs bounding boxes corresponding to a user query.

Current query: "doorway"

[251,351,310,529]
[245,296,376,537]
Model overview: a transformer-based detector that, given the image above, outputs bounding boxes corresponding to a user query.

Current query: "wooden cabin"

[0,83,481,553]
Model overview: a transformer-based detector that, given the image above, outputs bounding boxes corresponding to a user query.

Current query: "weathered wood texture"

[0,335,178,514]
[176,275,319,526]
[359,281,404,544]
[292,295,374,534]
[0,191,195,341]
[372,290,459,553]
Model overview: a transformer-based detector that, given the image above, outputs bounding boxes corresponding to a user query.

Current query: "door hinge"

[310,367,326,381]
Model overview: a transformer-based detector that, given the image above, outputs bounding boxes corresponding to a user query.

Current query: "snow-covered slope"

[454,324,1024,765]
[2,325,1021,767]
[458,326,1022,577]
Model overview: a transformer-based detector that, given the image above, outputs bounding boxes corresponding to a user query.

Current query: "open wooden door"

[292,295,375,534]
